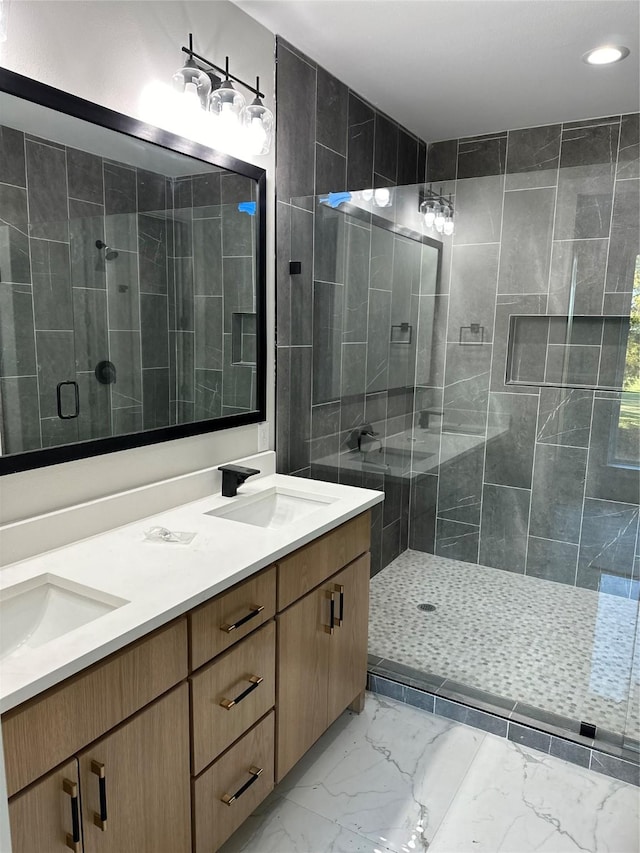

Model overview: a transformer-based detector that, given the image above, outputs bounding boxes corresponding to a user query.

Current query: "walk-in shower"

[279,111,640,769]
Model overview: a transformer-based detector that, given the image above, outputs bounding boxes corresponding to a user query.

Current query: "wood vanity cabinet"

[3,511,372,853]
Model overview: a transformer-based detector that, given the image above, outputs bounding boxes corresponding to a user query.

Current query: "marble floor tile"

[429,735,639,852]
[275,694,486,853]
[219,792,395,853]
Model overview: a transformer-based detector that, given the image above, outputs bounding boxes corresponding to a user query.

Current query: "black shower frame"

[0,68,268,475]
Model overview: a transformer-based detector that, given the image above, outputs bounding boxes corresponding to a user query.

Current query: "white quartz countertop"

[0,472,383,713]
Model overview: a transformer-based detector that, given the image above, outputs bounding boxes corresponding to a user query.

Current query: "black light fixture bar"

[419,184,454,213]
[181,34,264,98]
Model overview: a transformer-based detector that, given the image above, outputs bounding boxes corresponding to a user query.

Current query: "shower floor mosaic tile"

[369,550,640,740]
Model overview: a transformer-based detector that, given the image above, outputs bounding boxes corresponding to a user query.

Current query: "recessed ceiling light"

[582,45,630,65]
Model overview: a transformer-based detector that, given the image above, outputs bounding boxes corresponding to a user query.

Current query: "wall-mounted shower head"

[95,239,119,260]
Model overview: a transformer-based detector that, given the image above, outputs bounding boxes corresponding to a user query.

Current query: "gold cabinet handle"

[220,675,264,709]
[91,760,108,831]
[324,590,335,634]
[221,604,264,633]
[221,766,263,805]
[62,778,81,852]
[333,584,344,627]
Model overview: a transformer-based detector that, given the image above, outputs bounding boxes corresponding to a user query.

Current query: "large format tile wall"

[275,38,428,573]
[415,113,640,596]
[0,121,256,454]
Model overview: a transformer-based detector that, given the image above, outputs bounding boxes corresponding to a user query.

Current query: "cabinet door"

[79,685,190,853]
[9,760,82,853]
[327,554,370,726]
[276,586,332,782]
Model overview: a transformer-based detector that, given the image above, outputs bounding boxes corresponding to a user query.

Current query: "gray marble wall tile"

[109,330,142,409]
[604,178,639,294]
[311,400,341,438]
[139,214,169,295]
[0,184,31,284]
[76,372,111,441]
[453,175,504,244]
[617,113,639,179]
[365,287,391,394]
[289,346,312,472]
[40,416,78,448]
[391,237,420,322]
[67,148,103,205]
[457,134,507,179]
[435,696,508,736]
[194,368,222,421]
[313,280,343,403]
[505,124,561,190]
[104,162,136,216]
[276,202,291,348]
[316,67,348,156]
[525,536,578,584]
[222,336,253,410]
[443,342,491,433]
[416,295,447,387]
[576,498,639,591]
[544,343,600,386]
[427,139,458,182]
[397,130,418,185]
[507,722,551,753]
[69,203,106,291]
[369,225,394,290]
[315,144,346,196]
[72,288,108,372]
[314,204,345,284]
[221,204,253,257]
[382,517,402,566]
[30,239,73,331]
[290,206,313,346]
[346,94,374,191]
[491,294,547,393]
[142,368,170,429]
[25,140,68,241]
[537,388,592,447]
[0,376,40,453]
[0,283,36,377]
[409,473,438,552]
[222,257,253,333]
[448,244,499,342]
[529,443,587,543]
[548,239,608,314]
[141,294,169,369]
[105,213,136,253]
[591,752,640,787]
[112,405,142,435]
[374,114,398,182]
[497,187,555,293]
[220,174,255,205]
[106,250,140,331]
[549,737,591,768]
[36,330,75,418]
[170,331,194,406]
[0,126,26,187]
[276,347,291,472]
[192,172,221,209]
[340,342,367,398]
[484,392,538,488]
[479,483,530,572]
[276,43,316,200]
[174,176,193,211]
[438,436,484,524]
[586,395,640,504]
[435,517,479,562]
[136,169,166,213]
[343,223,370,342]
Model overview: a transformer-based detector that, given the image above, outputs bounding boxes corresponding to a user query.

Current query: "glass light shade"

[242,98,274,155]
[434,204,446,231]
[373,187,392,207]
[443,213,455,236]
[209,79,246,119]
[171,58,211,108]
[361,189,374,202]
[423,203,436,227]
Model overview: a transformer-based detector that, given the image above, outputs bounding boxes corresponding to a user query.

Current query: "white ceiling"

[235,0,640,141]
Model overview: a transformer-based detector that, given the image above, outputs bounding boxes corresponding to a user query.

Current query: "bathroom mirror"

[0,69,266,474]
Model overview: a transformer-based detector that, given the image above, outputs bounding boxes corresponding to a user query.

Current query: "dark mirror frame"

[0,68,267,476]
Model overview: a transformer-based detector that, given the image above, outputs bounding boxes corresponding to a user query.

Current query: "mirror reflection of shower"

[95,239,119,260]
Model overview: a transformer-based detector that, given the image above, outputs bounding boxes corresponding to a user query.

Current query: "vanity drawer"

[1,618,188,797]
[190,566,276,670]
[277,511,371,610]
[190,621,275,775]
[193,711,274,853]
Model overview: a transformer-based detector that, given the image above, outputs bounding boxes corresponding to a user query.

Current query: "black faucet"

[218,464,260,497]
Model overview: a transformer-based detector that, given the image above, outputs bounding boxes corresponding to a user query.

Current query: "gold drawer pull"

[221,604,264,633]
[220,675,264,709]
[221,766,263,805]
[63,778,81,852]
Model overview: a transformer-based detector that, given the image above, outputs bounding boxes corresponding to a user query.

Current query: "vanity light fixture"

[582,45,630,65]
[420,185,455,236]
[172,34,273,155]
[358,187,393,208]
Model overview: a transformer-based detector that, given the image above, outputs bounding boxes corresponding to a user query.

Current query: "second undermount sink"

[205,486,338,530]
[0,574,129,661]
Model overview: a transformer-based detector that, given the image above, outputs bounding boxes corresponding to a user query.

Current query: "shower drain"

[417,603,437,612]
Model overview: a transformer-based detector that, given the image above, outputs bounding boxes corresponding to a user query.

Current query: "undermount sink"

[0,574,128,661]
[205,486,337,530]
